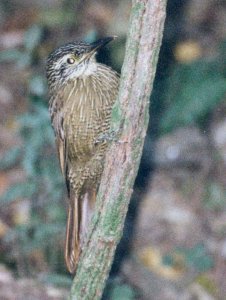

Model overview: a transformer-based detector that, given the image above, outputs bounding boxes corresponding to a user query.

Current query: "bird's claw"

[95,130,117,144]
[95,129,127,145]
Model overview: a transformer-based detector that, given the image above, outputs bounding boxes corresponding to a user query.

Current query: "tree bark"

[69,1,167,299]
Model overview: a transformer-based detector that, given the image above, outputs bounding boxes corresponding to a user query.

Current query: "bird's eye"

[67,57,75,64]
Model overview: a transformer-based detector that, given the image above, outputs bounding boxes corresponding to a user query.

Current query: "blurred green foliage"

[40,273,72,288]
[109,284,136,300]
[0,24,67,276]
[159,43,226,133]
[163,243,214,273]
[204,182,226,211]
[41,9,76,28]
[0,147,21,170]
[103,278,136,300]
[1,94,66,275]
[0,24,43,68]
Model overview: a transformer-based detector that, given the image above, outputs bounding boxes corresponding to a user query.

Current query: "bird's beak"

[79,36,117,63]
[89,36,117,52]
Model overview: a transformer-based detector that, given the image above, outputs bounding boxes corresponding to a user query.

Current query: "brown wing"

[50,84,71,184]
[56,137,65,174]
[55,130,81,274]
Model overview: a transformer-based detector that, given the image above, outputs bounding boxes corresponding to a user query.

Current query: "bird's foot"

[95,130,117,144]
[95,129,127,145]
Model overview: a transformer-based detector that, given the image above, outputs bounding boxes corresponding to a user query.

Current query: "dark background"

[0,0,226,299]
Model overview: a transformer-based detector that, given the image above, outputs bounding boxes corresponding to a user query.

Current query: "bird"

[46,37,120,273]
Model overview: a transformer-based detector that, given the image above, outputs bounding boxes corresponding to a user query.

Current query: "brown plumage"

[46,37,119,273]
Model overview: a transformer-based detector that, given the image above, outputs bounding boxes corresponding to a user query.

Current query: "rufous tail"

[64,190,96,274]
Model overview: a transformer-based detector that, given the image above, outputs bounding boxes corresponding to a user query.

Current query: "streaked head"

[46,36,116,89]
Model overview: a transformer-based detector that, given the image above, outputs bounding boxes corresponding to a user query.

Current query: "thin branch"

[70,1,167,299]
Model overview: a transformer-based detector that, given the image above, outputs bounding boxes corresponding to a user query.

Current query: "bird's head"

[46,36,116,88]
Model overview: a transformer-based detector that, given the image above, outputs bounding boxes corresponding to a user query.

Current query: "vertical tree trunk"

[70,1,167,299]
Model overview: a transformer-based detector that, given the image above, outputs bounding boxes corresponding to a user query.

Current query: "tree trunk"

[69,1,167,299]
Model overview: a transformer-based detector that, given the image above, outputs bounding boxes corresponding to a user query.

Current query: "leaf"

[0,147,22,170]
[24,24,42,51]
[160,60,226,133]
[40,9,75,27]
[40,273,72,288]
[177,243,214,273]
[84,30,98,43]
[140,246,183,279]
[16,52,32,68]
[0,49,23,62]
[110,284,136,300]
[196,274,218,296]
[186,244,214,272]
[29,75,47,96]
[0,181,36,206]
[163,244,214,274]
[204,182,226,210]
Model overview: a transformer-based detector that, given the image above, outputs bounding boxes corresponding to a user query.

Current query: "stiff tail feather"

[64,190,96,274]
